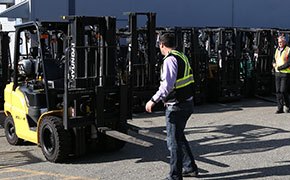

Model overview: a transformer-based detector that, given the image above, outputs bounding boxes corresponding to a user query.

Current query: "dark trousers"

[275,73,290,111]
[165,100,197,180]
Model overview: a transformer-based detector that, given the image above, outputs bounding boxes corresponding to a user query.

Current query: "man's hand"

[145,100,155,113]
[273,62,278,71]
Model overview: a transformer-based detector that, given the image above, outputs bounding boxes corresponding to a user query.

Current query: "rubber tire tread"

[4,115,24,145]
[39,116,71,163]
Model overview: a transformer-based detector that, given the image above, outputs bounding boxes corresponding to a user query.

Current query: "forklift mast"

[236,29,256,97]
[202,28,241,102]
[129,12,157,89]
[253,29,275,96]
[0,32,10,110]
[219,28,241,101]
[117,12,158,112]
[63,16,129,130]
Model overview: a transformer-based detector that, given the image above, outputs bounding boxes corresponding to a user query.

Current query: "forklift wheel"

[4,116,24,145]
[39,116,71,163]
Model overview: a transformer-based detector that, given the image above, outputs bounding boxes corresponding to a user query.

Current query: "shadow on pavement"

[194,98,276,114]
[0,150,44,169]
[67,122,290,177]
[0,98,287,179]
[199,163,290,179]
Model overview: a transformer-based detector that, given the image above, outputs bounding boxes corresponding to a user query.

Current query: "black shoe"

[276,110,284,114]
[286,108,290,113]
[182,169,198,177]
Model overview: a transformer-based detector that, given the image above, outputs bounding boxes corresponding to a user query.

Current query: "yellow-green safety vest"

[275,46,290,73]
[167,50,195,89]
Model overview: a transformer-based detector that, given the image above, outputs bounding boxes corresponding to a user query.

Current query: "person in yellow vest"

[273,35,290,114]
[145,33,198,180]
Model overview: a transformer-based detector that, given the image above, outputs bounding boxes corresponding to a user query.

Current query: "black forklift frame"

[129,12,157,87]
[191,28,209,104]
[219,28,241,101]
[202,28,241,102]
[127,12,158,112]
[0,32,10,110]
[253,29,275,96]
[12,21,68,107]
[63,16,129,130]
[236,28,256,97]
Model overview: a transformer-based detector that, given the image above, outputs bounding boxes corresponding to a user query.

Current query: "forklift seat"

[43,59,64,89]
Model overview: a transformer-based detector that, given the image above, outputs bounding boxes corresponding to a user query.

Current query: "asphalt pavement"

[1,98,290,179]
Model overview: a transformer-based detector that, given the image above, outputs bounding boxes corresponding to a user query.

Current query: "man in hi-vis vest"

[273,35,290,114]
[145,33,198,180]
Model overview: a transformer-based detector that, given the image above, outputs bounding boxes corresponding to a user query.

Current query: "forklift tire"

[39,116,71,163]
[4,115,24,145]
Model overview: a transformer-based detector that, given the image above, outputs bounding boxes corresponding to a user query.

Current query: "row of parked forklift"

[0,13,286,162]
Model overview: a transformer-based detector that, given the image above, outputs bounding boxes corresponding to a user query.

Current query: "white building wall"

[0,0,29,63]
[0,5,15,63]
[0,5,14,31]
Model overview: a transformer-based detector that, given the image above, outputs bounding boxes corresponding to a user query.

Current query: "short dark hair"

[159,33,176,48]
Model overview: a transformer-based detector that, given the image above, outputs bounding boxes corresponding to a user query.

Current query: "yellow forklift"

[3,16,151,162]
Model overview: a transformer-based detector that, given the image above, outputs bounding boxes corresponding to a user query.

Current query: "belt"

[164,97,193,107]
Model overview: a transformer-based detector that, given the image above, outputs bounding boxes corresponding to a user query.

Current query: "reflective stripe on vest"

[275,46,290,73]
[175,74,194,89]
[169,50,195,89]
